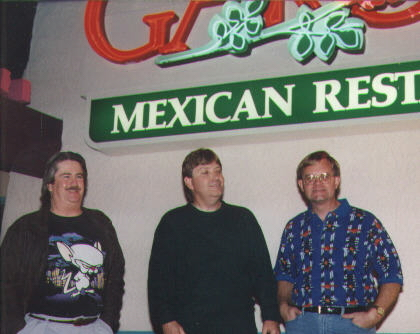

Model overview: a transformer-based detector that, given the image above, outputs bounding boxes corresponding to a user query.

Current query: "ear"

[94,241,102,252]
[334,176,341,189]
[184,176,193,191]
[56,241,73,261]
[47,183,53,192]
[297,179,304,193]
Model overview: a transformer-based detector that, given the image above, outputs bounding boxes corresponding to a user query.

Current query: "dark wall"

[0,2,37,79]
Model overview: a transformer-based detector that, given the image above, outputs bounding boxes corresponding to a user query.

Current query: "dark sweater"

[148,202,279,333]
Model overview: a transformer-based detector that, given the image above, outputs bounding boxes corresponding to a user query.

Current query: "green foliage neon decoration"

[155,1,365,66]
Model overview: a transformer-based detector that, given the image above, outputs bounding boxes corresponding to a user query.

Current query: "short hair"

[182,148,222,203]
[40,151,88,210]
[296,150,341,197]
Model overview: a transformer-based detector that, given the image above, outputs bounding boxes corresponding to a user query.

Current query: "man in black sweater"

[148,148,279,334]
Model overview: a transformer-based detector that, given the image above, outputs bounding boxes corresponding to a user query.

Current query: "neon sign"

[85,0,420,65]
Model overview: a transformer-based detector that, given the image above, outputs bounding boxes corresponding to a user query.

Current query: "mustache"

[65,186,82,191]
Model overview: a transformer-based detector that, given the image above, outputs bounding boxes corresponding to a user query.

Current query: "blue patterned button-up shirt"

[274,199,403,307]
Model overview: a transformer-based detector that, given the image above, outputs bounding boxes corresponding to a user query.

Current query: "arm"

[343,217,403,329]
[148,215,178,328]
[274,220,302,324]
[277,281,301,323]
[96,213,125,333]
[246,211,280,324]
[0,222,28,334]
[342,282,401,328]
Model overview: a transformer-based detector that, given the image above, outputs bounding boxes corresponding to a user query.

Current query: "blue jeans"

[285,312,376,334]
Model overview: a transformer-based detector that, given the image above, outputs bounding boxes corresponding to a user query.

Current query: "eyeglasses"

[302,172,332,185]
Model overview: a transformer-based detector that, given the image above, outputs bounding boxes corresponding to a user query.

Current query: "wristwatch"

[371,305,385,317]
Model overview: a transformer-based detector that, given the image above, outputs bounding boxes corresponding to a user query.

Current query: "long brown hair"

[40,151,88,210]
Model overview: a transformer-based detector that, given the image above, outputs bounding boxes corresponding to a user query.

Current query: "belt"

[29,314,98,326]
[297,305,369,315]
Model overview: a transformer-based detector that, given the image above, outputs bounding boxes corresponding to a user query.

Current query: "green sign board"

[89,60,420,145]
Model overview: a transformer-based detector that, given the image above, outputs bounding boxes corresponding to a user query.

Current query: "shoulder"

[2,210,44,245]
[157,204,190,228]
[84,207,110,218]
[286,210,308,228]
[338,199,375,220]
[83,208,113,227]
[221,203,261,230]
[161,204,190,220]
[222,202,255,216]
[7,210,43,231]
[347,204,378,222]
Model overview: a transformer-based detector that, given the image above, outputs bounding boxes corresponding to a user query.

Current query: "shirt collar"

[307,198,351,221]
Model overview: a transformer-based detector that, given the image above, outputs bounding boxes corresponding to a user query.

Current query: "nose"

[69,176,77,184]
[68,175,81,187]
[210,171,221,183]
[313,177,322,184]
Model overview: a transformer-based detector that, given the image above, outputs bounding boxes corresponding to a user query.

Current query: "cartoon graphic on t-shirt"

[56,241,104,297]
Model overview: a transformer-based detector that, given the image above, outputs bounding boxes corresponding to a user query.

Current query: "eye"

[304,175,314,183]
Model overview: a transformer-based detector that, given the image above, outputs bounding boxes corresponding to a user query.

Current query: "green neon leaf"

[243,0,267,18]
[224,2,243,28]
[229,32,247,53]
[315,34,336,61]
[209,15,229,43]
[245,17,263,36]
[325,10,348,29]
[288,34,314,62]
[335,29,364,50]
[216,22,227,40]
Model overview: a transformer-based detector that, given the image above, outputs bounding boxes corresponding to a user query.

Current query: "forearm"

[101,235,125,332]
[277,280,293,306]
[342,282,402,328]
[372,282,402,315]
[277,280,301,323]
[255,268,280,321]
[148,234,177,325]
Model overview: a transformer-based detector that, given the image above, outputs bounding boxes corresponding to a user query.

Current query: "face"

[298,158,340,205]
[184,161,224,209]
[47,160,85,211]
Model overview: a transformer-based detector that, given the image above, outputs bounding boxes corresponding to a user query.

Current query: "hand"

[262,320,280,334]
[162,321,186,334]
[279,303,302,323]
[342,309,380,329]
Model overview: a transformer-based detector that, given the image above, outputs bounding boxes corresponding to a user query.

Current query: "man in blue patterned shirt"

[274,151,403,334]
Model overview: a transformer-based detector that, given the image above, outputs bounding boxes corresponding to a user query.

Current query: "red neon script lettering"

[84,0,420,64]
[84,1,177,64]
[84,0,223,63]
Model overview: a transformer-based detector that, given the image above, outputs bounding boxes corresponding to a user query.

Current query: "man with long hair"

[1,151,125,334]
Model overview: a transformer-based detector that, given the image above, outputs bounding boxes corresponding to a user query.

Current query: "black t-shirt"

[28,212,106,318]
